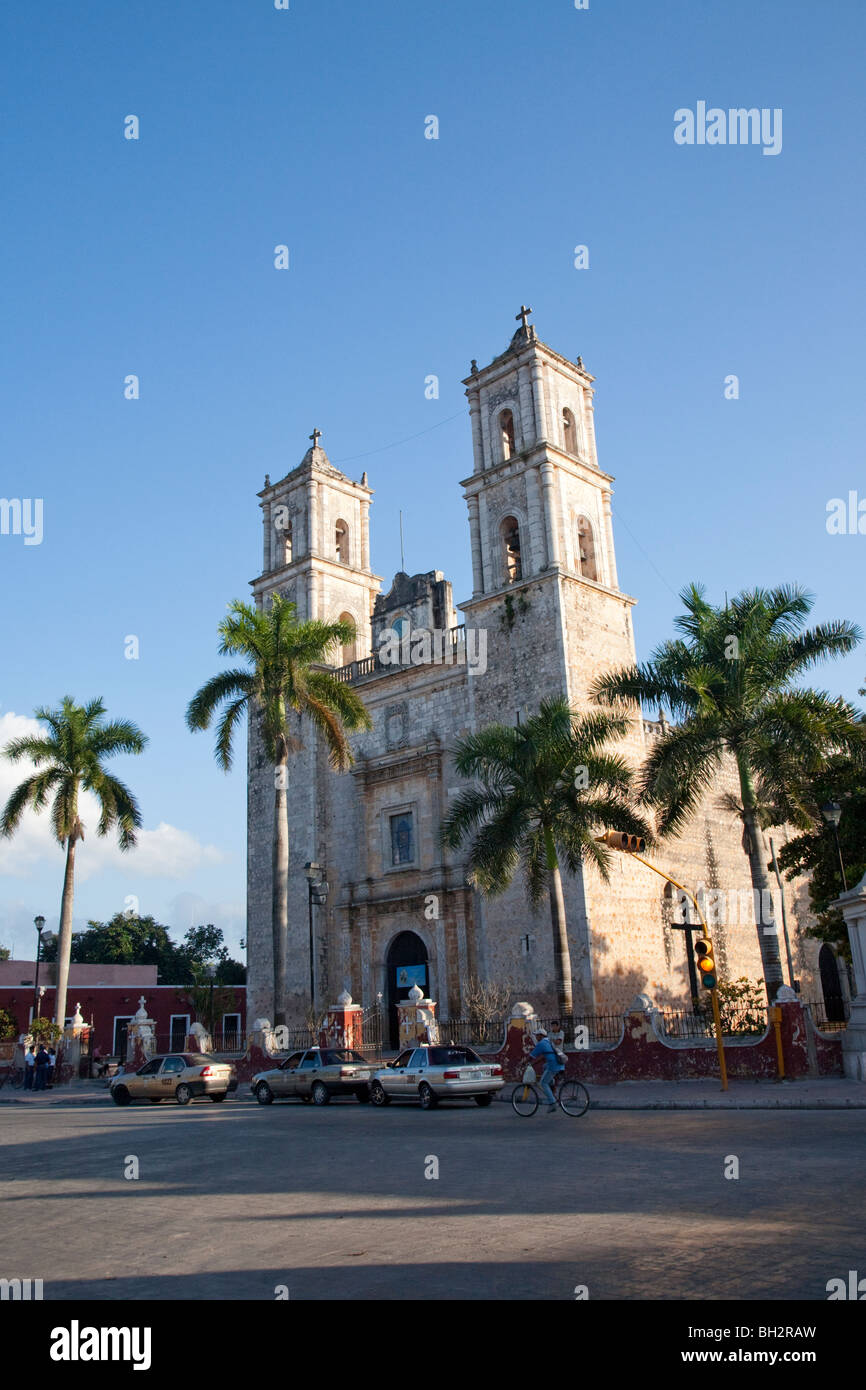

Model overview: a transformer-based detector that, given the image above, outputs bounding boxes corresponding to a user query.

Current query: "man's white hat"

[535,1027,547,1036]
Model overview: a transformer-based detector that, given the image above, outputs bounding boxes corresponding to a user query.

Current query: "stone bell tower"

[247,431,383,1023]
[459,308,649,1008]
[460,306,639,716]
[252,430,381,655]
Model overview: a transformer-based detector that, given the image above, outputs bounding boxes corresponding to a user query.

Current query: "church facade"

[245,312,823,1037]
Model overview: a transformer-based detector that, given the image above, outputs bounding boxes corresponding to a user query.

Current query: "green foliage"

[1,696,147,850]
[0,944,10,961]
[0,1006,18,1039]
[186,594,371,771]
[29,1017,62,1043]
[713,977,769,1033]
[39,914,245,985]
[774,743,866,955]
[441,695,651,900]
[592,582,862,836]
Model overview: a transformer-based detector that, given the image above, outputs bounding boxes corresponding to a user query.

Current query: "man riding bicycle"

[529,1027,565,1113]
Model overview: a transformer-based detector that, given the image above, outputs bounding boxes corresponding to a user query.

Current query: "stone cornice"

[460,444,613,493]
[457,571,636,614]
[463,334,595,391]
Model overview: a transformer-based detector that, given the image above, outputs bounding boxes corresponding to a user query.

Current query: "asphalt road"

[2,1093,864,1300]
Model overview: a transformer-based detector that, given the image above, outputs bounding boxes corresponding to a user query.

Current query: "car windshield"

[320,1050,366,1065]
[426,1047,481,1066]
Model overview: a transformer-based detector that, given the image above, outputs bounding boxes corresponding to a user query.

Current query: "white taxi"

[369,1045,503,1109]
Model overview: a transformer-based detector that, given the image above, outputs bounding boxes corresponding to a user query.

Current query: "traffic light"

[598,830,647,853]
[694,936,717,991]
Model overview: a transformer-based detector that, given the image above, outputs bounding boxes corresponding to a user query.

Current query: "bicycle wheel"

[511,1082,539,1117]
[11,1069,25,1090]
[558,1080,590,1116]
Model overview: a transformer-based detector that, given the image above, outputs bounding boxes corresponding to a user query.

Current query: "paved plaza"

[2,1092,864,1301]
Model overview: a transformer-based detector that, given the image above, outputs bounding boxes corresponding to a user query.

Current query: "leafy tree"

[0,944,10,961]
[1,698,147,1032]
[774,743,866,957]
[0,1006,18,1039]
[41,913,182,978]
[29,1017,62,1043]
[187,596,371,1026]
[440,696,651,1025]
[178,924,245,984]
[593,584,861,993]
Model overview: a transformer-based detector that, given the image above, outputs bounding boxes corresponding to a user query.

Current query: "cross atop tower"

[309,428,322,448]
[515,304,533,332]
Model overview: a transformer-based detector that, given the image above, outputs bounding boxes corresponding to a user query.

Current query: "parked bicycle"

[0,1066,25,1090]
[511,1070,590,1117]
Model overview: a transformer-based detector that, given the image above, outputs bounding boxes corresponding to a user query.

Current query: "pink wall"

[0,980,246,1055]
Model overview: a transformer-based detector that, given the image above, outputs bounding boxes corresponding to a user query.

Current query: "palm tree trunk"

[53,835,78,1034]
[272,752,290,1028]
[736,755,783,996]
[544,827,574,1030]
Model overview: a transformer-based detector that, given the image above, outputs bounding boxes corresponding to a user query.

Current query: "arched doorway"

[819,944,846,1022]
[386,930,429,1048]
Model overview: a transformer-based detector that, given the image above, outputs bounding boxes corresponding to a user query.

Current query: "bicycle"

[0,1066,26,1090]
[511,1070,590,1117]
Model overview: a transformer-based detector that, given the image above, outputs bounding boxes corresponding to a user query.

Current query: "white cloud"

[0,711,227,884]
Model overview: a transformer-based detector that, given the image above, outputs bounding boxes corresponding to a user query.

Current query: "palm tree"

[186,596,371,1026]
[592,583,862,993]
[440,695,651,1024]
[1,697,147,1033]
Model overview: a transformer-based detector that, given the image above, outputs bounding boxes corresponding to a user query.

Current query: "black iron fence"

[357,1003,384,1055]
[803,998,849,1033]
[436,1013,624,1048]
[658,1003,768,1041]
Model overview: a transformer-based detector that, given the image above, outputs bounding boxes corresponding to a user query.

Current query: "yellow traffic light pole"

[597,834,729,1091]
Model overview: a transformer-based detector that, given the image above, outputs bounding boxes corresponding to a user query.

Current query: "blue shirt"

[530,1038,564,1072]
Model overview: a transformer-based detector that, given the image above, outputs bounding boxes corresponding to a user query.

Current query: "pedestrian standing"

[47,1046,56,1087]
[529,1027,565,1113]
[33,1044,50,1092]
[24,1046,35,1090]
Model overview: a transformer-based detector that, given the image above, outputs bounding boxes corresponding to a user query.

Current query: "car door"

[293,1050,320,1098]
[383,1049,414,1095]
[276,1052,304,1098]
[404,1048,427,1097]
[159,1055,186,1095]
[129,1057,162,1098]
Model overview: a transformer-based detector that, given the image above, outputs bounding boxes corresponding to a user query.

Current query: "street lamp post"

[304,863,329,1010]
[821,801,848,893]
[32,916,46,1024]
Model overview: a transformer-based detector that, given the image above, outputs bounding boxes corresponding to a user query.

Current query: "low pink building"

[0,960,246,1057]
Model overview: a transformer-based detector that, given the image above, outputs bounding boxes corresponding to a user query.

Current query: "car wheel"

[356,1088,371,1103]
[210,1093,226,1103]
[255,1082,273,1105]
[311,1081,330,1106]
[369,1080,390,1106]
[175,1084,193,1106]
[149,1098,162,1105]
[112,1086,131,1107]
[474,1094,493,1107]
[418,1083,438,1110]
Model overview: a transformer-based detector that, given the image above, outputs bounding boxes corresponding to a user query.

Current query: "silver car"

[369,1045,504,1109]
[251,1047,373,1105]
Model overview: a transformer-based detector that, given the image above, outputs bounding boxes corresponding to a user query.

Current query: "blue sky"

[1,0,864,960]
